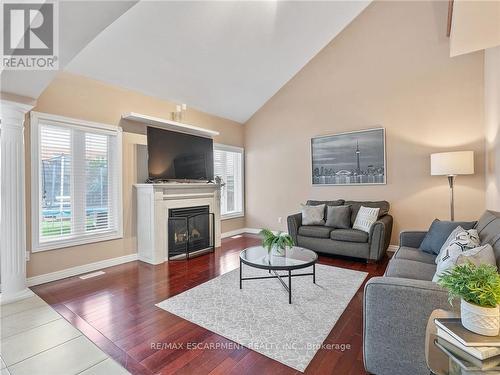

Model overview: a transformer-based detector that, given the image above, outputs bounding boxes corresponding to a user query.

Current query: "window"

[31,112,122,251]
[214,144,244,219]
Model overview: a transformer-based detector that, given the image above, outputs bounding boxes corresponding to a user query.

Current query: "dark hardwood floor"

[32,234,389,375]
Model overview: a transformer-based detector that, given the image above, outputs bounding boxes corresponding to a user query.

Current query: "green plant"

[259,229,294,253]
[438,263,500,308]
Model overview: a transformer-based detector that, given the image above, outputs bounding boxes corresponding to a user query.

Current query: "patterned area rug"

[156,264,367,372]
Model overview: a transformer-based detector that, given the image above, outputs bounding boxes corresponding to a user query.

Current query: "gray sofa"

[363,210,500,375]
[287,200,393,262]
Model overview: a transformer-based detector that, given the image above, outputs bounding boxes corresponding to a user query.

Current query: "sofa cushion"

[433,244,496,282]
[345,200,390,226]
[434,228,480,265]
[330,229,368,243]
[419,219,477,255]
[325,205,351,229]
[435,226,465,264]
[475,210,500,266]
[298,225,333,239]
[306,199,345,207]
[384,259,436,281]
[301,204,325,225]
[297,236,369,259]
[307,200,345,219]
[393,246,437,264]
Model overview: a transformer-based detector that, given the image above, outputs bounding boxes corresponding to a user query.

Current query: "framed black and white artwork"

[311,128,386,185]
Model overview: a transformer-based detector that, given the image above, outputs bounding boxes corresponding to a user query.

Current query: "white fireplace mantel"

[134,182,221,264]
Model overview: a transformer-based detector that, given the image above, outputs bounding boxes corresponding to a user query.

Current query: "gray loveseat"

[363,210,500,375]
[287,200,393,262]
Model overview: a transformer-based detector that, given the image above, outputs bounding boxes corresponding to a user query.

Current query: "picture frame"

[311,128,386,186]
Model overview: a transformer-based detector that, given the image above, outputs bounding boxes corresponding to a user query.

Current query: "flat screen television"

[146,127,214,182]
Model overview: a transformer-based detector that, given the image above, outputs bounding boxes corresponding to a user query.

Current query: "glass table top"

[239,246,318,270]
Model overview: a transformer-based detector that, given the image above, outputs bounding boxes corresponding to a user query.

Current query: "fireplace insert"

[168,205,214,259]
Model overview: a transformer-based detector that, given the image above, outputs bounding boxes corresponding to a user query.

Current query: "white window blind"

[31,112,122,251]
[214,144,244,218]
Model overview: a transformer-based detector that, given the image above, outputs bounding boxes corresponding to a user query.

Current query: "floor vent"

[79,271,105,280]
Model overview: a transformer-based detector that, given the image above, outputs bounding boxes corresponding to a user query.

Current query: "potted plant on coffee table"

[259,229,295,257]
[438,263,500,336]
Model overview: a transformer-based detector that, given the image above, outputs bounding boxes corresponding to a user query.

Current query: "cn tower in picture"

[355,140,361,175]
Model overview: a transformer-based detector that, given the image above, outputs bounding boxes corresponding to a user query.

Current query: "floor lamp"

[431,151,474,221]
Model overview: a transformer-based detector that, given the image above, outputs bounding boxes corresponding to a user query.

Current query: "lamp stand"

[447,175,456,221]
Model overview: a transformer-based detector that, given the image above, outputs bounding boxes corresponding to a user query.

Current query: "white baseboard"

[243,228,282,235]
[27,253,138,287]
[387,245,399,253]
[221,228,247,238]
[221,228,283,239]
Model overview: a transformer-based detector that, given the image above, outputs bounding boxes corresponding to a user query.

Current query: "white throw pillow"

[439,229,480,262]
[435,226,465,264]
[301,204,325,226]
[432,229,484,282]
[433,244,496,282]
[353,206,380,233]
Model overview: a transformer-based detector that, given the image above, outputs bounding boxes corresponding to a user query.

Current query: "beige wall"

[485,46,500,210]
[26,72,244,277]
[244,0,486,244]
[450,0,500,57]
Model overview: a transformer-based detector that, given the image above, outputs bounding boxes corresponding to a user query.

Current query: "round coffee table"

[239,246,318,304]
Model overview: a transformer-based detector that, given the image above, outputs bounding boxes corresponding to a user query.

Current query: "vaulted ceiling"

[0,1,137,101]
[2,1,371,123]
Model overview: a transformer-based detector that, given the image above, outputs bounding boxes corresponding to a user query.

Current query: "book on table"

[436,337,500,370]
[435,318,500,361]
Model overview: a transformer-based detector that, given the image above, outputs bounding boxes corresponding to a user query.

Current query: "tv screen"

[147,127,214,181]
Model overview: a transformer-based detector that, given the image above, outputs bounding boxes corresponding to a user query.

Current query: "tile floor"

[1,294,129,375]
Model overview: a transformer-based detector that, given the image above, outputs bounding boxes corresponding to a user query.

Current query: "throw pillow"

[435,226,464,264]
[353,206,380,233]
[439,229,480,262]
[325,205,351,229]
[433,243,495,282]
[301,204,325,225]
[419,219,476,254]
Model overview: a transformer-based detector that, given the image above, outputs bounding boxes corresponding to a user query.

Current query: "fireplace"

[168,205,214,259]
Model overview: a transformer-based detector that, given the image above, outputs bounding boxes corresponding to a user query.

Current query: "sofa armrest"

[400,231,427,248]
[368,215,393,261]
[363,277,456,375]
[287,213,302,243]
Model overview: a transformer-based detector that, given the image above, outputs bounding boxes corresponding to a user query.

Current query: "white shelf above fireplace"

[122,112,219,138]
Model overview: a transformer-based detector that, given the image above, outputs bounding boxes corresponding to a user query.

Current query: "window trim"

[214,143,244,220]
[30,111,123,252]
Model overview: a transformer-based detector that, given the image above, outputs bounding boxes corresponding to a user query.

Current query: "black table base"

[239,259,316,304]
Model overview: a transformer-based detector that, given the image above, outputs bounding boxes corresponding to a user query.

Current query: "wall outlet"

[278,217,282,224]
[26,251,30,261]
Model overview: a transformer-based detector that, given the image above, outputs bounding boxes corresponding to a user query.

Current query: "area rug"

[156,264,367,372]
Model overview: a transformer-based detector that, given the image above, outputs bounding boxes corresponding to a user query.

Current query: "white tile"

[8,336,107,375]
[1,306,60,339]
[0,296,46,318]
[79,359,130,375]
[1,318,82,366]
[0,356,6,369]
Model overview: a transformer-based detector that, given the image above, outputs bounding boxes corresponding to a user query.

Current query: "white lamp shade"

[431,151,474,176]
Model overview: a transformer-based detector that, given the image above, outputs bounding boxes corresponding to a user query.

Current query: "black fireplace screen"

[168,205,214,259]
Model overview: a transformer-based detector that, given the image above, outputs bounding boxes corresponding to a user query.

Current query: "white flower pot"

[461,299,500,336]
[272,246,286,257]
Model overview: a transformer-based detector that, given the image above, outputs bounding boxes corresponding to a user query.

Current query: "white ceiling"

[0,1,137,100]
[66,1,370,123]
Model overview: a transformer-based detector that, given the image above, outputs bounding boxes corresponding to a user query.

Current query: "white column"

[0,99,34,304]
